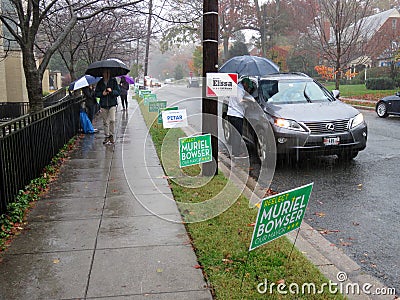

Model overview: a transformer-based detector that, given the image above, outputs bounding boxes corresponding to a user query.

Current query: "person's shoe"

[107,135,114,144]
[103,136,110,144]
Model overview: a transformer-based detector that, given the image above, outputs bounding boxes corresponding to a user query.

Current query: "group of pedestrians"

[81,69,131,145]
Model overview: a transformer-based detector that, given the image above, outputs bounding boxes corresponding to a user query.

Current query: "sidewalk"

[0,99,213,299]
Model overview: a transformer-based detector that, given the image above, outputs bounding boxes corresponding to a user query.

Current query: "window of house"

[392,19,397,30]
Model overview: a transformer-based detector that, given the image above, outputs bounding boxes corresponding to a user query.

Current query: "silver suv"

[222,73,368,162]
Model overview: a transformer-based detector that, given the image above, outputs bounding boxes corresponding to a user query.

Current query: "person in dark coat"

[82,84,97,123]
[119,76,129,110]
[95,69,121,145]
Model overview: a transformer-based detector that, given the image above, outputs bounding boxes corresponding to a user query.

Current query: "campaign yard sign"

[206,73,238,97]
[249,183,314,251]
[148,100,167,112]
[179,134,212,168]
[161,109,188,128]
[143,93,157,105]
[140,89,151,97]
[158,107,178,124]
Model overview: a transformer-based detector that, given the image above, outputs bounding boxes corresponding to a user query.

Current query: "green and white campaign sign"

[143,93,157,105]
[148,100,167,112]
[179,134,212,168]
[139,89,151,97]
[249,183,314,251]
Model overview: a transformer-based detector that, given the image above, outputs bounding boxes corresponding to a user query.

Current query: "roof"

[328,8,400,43]
[360,8,400,40]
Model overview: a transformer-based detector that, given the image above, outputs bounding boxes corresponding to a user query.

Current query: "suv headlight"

[350,113,364,129]
[274,118,306,132]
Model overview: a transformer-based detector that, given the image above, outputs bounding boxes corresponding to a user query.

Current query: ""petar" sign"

[179,134,212,167]
[161,109,188,128]
[249,183,313,251]
[206,73,238,97]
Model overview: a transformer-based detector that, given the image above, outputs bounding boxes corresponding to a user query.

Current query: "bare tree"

[299,0,373,89]
[0,0,144,112]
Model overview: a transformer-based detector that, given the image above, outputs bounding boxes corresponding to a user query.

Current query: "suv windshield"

[259,79,334,104]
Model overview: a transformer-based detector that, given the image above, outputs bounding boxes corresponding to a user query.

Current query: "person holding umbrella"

[95,68,121,145]
[227,77,257,158]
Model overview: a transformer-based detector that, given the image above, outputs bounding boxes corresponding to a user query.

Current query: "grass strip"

[138,97,344,299]
[323,83,397,100]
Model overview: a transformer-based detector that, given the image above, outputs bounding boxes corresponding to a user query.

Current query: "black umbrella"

[85,58,130,77]
[219,55,279,77]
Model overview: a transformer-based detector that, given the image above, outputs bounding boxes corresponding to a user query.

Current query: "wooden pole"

[202,0,219,176]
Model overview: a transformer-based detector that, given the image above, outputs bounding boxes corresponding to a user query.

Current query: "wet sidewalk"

[0,99,213,299]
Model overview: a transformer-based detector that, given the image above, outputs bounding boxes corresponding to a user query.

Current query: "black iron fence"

[0,102,30,122]
[0,94,83,214]
[0,88,67,123]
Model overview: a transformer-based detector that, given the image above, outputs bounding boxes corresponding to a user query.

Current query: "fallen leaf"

[315,212,326,217]
[53,259,60,264]
[247,223,256,227]
[352,222,360,226]
[222,259,233,264]
[193,264,203,269]
[276,279,285,284]
[357,184,363,190]
[156,268,163,273]
[319,229,340,235]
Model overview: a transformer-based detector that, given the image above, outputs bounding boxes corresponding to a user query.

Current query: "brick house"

[352,8,400,67]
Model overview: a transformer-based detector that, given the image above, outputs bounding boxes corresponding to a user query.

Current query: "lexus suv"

[222,73,368,162]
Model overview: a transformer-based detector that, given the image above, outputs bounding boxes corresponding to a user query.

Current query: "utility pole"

[202,0,218,176]
[144,0,152,76]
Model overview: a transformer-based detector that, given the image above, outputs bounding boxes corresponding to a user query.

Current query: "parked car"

[187,78,200,88]
[222,73,368,162]
[375,91,400,118]
[151,79,162,87]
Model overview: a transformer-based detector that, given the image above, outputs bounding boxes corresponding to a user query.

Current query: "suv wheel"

[222,116,231,144]
[256,131,267,162]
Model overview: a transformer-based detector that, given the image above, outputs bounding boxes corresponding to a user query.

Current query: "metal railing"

[0,94,83,214]
[0,102,30,122]
[0,88,67,123]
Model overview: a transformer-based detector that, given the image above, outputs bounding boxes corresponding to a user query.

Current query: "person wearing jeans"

[227,77,256,158]
[95,69,121,145]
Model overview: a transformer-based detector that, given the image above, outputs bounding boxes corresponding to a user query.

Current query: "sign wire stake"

[240,250,252,292]
[288,227,301,262]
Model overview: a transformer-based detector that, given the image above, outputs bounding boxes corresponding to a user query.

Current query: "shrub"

[366,77,395,90]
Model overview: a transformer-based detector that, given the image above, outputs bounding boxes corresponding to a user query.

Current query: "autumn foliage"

[314,65,335,80]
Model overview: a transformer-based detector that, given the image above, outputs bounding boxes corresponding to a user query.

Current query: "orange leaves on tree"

[314,65,334,80]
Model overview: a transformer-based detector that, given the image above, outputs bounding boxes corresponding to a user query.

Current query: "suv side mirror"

[332,90,340,99]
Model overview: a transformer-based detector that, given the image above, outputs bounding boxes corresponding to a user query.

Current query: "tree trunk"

[22,49,43,113]
[223,35,229,61]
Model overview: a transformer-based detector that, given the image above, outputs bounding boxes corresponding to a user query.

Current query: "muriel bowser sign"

[179,134,212,168]
[249,183,314,251]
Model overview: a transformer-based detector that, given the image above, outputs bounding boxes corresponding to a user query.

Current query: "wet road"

[154,84,400,293]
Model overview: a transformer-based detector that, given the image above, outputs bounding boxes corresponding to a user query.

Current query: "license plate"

[323,136,340,145]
